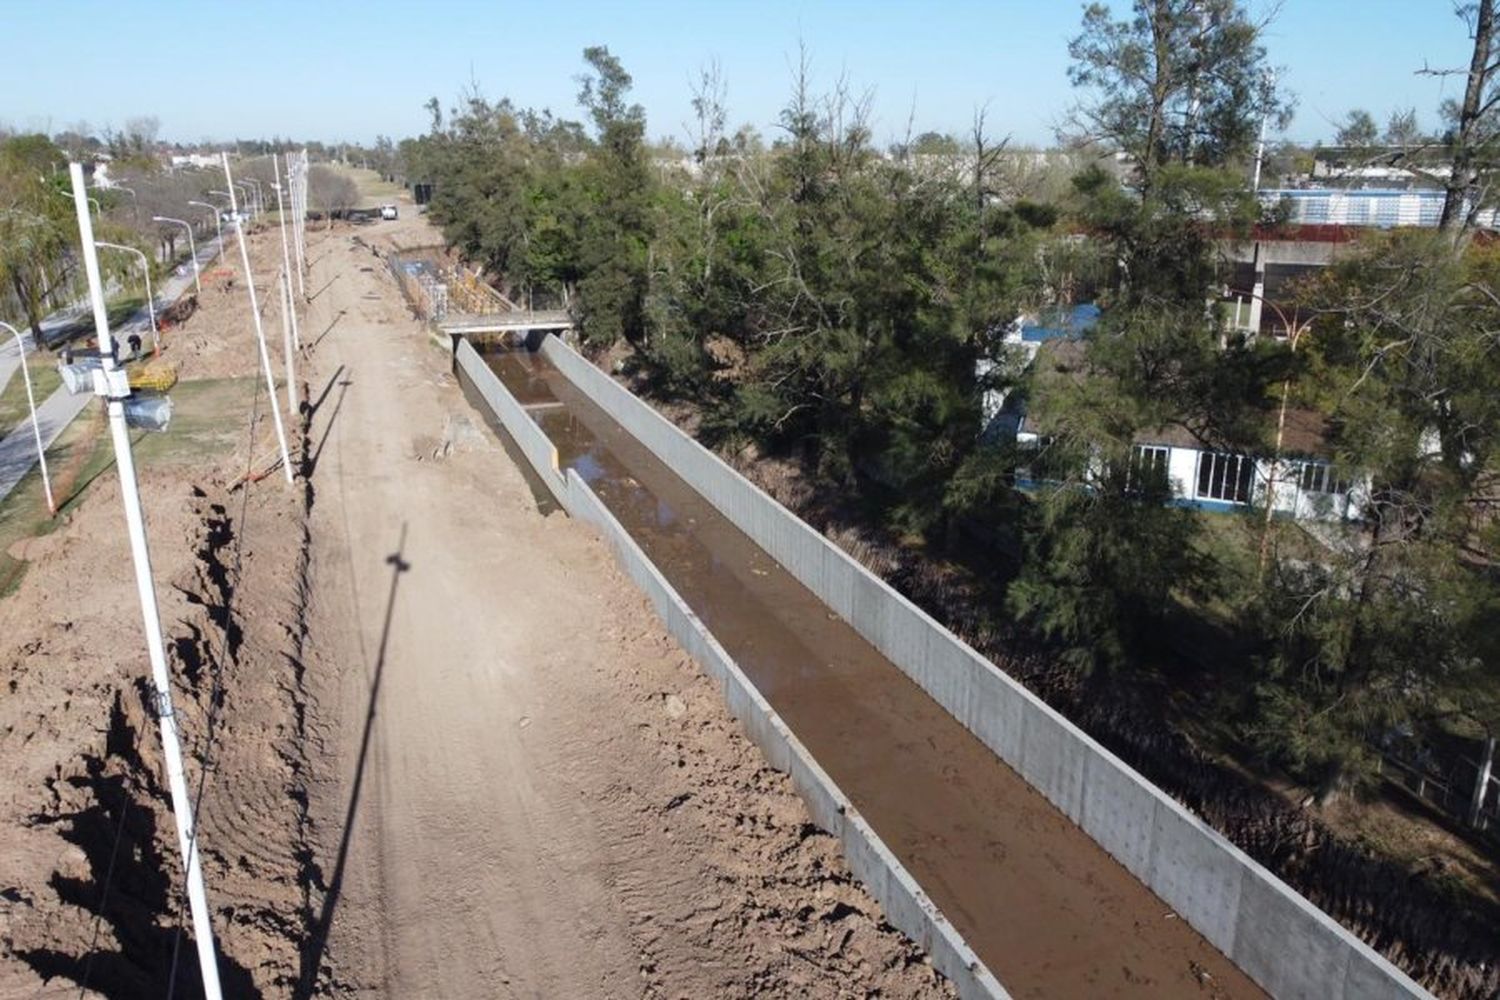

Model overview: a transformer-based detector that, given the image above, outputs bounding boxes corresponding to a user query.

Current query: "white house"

[983,319,1367,524]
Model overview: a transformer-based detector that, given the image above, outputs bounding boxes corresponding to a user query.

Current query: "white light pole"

[188,201,224,264]
[278,268,299,414]
[153,216,201,297]
[0,321,54,515]
[271,155,300,351]
[69,161,225,1000]
[222,153,294,485]
[95,241,158,354]
[292,150,308,297]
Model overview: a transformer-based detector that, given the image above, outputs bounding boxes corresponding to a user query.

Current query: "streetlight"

[95,241,158,354]
[221,152,293,484]
[66,161,224,1000]
[271,154,300,353]
[234,181,255,219]
[244,177,265,218]
[188,200,224,263]
[0,321,54,515]
[153,216,201,297]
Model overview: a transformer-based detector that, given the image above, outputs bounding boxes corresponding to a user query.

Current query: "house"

[983,315,1367,524]
[1129,412,1366,522]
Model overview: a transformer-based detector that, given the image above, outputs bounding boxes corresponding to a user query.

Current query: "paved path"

[0,235,222,505]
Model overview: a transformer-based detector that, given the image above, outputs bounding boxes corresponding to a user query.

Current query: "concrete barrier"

[560,467,1006,1000]
[454,338,567,502]
[538,335,1429,1000]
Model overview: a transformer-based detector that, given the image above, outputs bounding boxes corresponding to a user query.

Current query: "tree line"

[402,2,1498,837]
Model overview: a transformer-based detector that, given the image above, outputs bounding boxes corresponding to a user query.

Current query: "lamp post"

[153,216,201,297]
[68,161,225,1000]
[188,200,224,264]
[271,154,300,352]
[234,181,256,219]
[0,321,54,515]
[95,241,157,354]
[221,152,294,484]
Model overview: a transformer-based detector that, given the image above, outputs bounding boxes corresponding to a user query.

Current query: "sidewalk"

[0,233,222,505]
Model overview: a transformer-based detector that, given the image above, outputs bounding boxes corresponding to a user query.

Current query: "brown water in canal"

[484,349,1263,999]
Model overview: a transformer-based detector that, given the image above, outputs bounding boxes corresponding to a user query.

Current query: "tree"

[0,134,76,340]
[573,46,654,346]
[1438,0,1500,232]
[306,165,358,229]
[1245,230,1500,798]
[1065,0,1289,195]
[1384,107,1422,147]
[1335,109,1379,148]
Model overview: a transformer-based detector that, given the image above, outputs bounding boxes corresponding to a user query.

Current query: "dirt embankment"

[0,221,324,997]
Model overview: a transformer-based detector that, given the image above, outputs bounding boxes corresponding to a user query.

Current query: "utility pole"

[222,153,294,484]
[153,215,202,297]
[279,268,299,415]
[68,161,224,1000]
[271,154,301,351]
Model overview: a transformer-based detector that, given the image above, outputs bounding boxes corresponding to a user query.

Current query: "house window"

[1130,445,1171,493]
[1298,461,1349,495]
[1196,452,1254,504]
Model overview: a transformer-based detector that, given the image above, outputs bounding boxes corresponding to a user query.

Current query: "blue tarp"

[1019,303,1100,342]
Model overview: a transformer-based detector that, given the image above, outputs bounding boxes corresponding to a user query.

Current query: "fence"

[536,334,1429,1000]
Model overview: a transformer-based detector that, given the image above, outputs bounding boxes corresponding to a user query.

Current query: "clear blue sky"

[0,1,1480,149]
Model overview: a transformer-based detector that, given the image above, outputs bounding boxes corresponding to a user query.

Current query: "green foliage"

[0,135,76,337]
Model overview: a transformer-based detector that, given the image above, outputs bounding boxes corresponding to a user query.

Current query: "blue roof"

[1020,303,1100,342]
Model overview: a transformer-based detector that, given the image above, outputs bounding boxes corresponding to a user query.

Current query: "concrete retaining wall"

[454,338,567,502]
[458,337,1005,998]
[538,335,1428,1000]
[561,467,1005,1000]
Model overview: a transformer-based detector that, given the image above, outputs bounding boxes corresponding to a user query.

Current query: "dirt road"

[291,219,951,997]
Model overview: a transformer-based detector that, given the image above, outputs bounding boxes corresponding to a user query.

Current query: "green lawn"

[340,165,404,206]
[0,356,62,438]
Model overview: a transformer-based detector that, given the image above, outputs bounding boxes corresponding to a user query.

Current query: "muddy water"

[487,349,1263,999]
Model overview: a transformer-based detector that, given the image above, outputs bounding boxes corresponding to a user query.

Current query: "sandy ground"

[0,207,952,997]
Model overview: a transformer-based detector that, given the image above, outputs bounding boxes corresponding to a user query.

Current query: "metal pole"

[95,241,158,354]
[70,162,225,1000]
[0,321,54,515]
[271,155,301,351]
[294,150,307,298]
[279,268,299,415]
[1471,735,1496,827]
[189,201,224,264]
[222,153,294,485]
[154,216,201,297]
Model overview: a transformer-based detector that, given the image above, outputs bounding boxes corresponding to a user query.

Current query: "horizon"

[0,1,1483,150]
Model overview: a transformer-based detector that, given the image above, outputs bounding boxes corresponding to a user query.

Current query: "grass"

[0,356,62,438]
[337,165,404,206]
[0,375,259,597]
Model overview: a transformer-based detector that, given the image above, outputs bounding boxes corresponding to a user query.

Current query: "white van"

[380,204,398,220]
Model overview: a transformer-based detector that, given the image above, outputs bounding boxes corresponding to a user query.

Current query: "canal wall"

[534,335,1427,1000]
[456,335,1007,998]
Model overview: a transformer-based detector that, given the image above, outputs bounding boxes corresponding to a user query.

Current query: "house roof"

[1132,409,1336,459]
